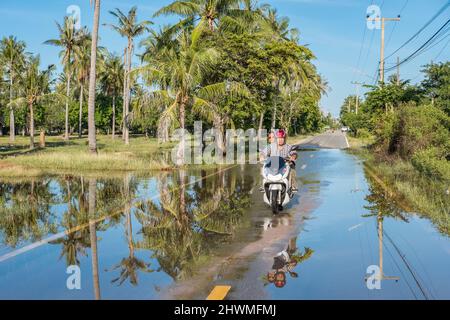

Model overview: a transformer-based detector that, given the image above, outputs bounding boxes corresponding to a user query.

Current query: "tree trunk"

[39,129,45,148]
[122,47,128,141]
[78,84,83,138]
[65,70,71,141]
[112,95,115,139]
[124,40,132,146]
[29,102,34,150]
[213,114,225,155]
[258,111,264,140]
[208,17,214,31]
[272,102,277,129]
[87,0,100,154]
[9,75,15,143]
[88,177,101,300]
[177,96,187,165]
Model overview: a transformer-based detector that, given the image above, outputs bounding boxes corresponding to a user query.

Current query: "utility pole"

[367,16,401,83]
[351,81,364,114]
[396,56,400,85]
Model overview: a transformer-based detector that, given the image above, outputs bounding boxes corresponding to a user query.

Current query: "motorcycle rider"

[260,129,298,192]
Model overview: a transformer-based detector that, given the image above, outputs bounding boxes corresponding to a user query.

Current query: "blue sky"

[1,0,449,117]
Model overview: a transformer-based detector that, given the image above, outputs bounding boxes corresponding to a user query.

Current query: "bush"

[356,128,371,139]
[411,148,450,181]
[374,103,450,159]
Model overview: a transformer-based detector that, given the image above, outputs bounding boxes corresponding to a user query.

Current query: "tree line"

[340,62,450,181]
[0,0,329,153]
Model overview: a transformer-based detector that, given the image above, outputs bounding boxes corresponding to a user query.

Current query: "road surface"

[0,133,449,300]
[295,130,350,149]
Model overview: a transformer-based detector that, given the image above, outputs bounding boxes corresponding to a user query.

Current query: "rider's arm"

[260,145,270,161]
[288,146,297,161]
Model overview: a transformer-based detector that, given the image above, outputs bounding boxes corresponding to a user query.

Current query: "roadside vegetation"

[343,62,450,234]
[0,135,175,177]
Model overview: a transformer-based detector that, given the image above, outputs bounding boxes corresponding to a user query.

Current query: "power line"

[385,18,450,72]
[434,37,450,59]
[385,0,410,50]
[384,1,450,62]
[383,229,432,300]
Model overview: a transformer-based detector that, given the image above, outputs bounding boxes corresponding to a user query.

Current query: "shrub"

[377,103,450,159]
[356,128,371,139]
[411,148,450,181]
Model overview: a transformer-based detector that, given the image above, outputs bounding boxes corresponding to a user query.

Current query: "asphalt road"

[295,131,350,149]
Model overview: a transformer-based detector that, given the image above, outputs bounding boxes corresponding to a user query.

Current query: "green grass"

[0,135,176,177]
[0,132,319,177]
[351,148,450,236]
[346,134,375,149]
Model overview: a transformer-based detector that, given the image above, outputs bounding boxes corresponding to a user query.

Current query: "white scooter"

[261,156,296,214]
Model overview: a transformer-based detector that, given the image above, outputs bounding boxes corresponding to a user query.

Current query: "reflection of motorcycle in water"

[261,156,296,214]
[262,237,314,288]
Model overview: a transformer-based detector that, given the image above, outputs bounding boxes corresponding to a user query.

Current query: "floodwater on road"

[0,148,449,299]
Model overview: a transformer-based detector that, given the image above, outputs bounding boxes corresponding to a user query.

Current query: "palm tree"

[105,7,152,145]
[9,55,54,149]
[73,29,92,138]
[261,5,299,41]
[142,32,212,163]
[87,0,101,154]
[0,36,26,143]
[154,0,241,32]
[45,16,84,141]
[99,53,123,139]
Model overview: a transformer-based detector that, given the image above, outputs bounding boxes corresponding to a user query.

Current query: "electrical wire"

[384,18,450,72]
[384,1,450,62]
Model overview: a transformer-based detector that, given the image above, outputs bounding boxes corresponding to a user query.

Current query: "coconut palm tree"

[105,6,152,145]
[45,16,84,141]
[99,53,124,139]
[261,5,299,41]
[9,55,55,149]
[154,0,242,32]
[73,28,92,138]
[87,0,101,154]
[0,36,26,143]
[142,29,242,162]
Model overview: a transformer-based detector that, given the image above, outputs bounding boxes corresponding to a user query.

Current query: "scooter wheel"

[271,190,279,214]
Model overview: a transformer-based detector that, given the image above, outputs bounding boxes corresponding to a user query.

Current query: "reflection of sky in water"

[0,149,449,299]
[0,167,257,299]
[261,150,450,300]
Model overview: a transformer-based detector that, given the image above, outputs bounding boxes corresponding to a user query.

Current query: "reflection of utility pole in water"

[376,211,399,282]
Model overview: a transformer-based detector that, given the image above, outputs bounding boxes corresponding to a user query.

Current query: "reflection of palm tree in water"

[51,176,90,266]
[110,173,153,286]
[88,178,101,300]
[135,168,253,281]
[0,179,57,248]
[263,237,313,288]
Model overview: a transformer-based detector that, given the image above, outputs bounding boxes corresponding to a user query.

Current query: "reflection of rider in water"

[263,237,314,288]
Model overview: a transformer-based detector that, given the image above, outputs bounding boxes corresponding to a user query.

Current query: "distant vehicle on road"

[341,126,349,132]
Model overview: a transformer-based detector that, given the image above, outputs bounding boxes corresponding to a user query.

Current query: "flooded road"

[0,148,449,299]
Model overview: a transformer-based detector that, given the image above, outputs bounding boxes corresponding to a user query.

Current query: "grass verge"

[349,143,450,236]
